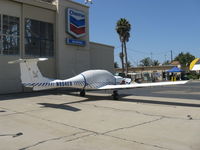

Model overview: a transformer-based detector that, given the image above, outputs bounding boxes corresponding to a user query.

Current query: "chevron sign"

[66,8,86,38]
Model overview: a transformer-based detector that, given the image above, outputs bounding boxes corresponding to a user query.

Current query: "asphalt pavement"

[0,80,200,150]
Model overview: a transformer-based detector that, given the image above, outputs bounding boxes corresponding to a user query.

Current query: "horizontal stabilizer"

[8,58,48,64]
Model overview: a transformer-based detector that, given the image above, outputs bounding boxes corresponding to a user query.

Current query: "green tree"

[162,60,170,65]
[140,57,152,66]
[174,52,195,67]
[152,60,160,66]
[114,62,119,68]
[126,61,132,68]
[116,18,131,75]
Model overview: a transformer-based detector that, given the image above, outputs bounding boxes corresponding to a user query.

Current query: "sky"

[74,0,200,66]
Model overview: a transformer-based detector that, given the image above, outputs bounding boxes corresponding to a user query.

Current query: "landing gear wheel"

[80,90,86,97]
[112,90,119,100]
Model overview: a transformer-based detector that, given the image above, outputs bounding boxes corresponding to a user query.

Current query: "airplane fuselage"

[23,70,120,91]
[56,70,117,90]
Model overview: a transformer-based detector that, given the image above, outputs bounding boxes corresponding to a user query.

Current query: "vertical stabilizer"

[9,58,52,86]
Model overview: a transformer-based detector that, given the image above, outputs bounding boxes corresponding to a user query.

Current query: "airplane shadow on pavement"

[38,102,81,112]
[0,90,200,112]
[36,92,200,113]
[63,92,200,108]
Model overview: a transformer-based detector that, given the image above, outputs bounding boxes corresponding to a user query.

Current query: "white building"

[0,0,114,94]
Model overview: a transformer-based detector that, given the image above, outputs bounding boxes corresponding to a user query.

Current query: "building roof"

[115,65,176,72]
[12,0,57,10]
[41,0,54,2]
[171,61,180,65]
[90,42,115,49]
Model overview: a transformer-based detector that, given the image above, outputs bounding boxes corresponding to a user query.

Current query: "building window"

[25,18,54,57]
[0,14,20,55]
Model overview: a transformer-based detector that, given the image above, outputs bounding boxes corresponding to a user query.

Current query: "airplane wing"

[98,80,188,90]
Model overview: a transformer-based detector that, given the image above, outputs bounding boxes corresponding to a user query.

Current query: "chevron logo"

[66,8,86,38]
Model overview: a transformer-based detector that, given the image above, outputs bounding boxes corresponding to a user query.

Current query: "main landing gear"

[79,89,119,100]
[112,90,119,100]
[80,89,86,97]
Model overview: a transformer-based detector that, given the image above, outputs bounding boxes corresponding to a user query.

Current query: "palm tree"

[119,52,124,71]
[116,18,131,76]
[152,60,160,66]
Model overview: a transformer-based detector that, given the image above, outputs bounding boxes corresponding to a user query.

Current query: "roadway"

[0,80,200,150]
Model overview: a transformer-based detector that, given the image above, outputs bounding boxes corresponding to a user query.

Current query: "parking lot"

[0,81,200,150]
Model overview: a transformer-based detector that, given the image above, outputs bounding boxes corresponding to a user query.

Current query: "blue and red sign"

[66,8,86,38]
[66,38,86,46]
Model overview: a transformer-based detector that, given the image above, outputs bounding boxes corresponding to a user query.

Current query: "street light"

[85,0,93,4]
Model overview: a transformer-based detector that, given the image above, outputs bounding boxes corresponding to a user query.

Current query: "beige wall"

[0,1,22,93]
[23,4,55,23]
[0,0,21,17]
[0,56,22,94]
[90,42,114,73]
[55,0,91,79]
[22,3,56,78]
[0,0,56,94]
[55,0,114,78]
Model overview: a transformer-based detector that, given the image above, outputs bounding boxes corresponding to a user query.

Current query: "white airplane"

[9,58,188,99]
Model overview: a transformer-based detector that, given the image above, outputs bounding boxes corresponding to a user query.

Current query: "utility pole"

[150,52,153,66]
[150,52,153,60]
[170,50,173,62]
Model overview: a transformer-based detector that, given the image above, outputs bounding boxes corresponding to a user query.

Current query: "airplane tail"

[8,58,53,90]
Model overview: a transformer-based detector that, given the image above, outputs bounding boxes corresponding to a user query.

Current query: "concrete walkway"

[0,89,200,150]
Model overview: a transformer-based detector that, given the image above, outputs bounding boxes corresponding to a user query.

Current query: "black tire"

[80,90,86,97]
[112,90,119,100]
